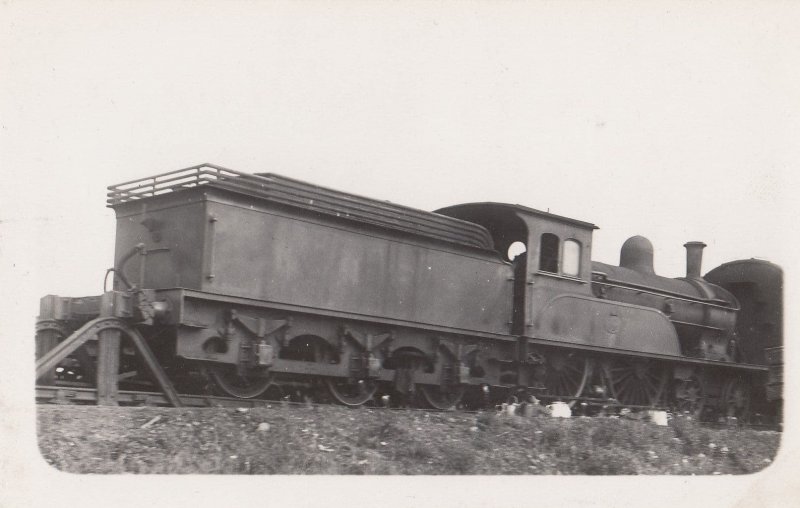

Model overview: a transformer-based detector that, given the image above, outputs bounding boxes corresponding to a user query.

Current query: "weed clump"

[671,416,713,455]
[356,417,408,449]
[576,448,637,475]
[397,441,434,460]
[474,412,496,431]
[440,446,475,474]
[541,426,565,447]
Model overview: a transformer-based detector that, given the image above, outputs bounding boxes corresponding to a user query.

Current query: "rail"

[35,385,781,431]
[32,385,664,412]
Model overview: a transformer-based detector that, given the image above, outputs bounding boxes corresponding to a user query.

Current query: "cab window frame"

[539,233,560,273]
[562,238,581,277]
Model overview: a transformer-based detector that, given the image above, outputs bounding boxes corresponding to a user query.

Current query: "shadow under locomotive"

[35,164,783,423]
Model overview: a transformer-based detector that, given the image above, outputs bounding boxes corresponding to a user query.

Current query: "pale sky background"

[1,2,799,507]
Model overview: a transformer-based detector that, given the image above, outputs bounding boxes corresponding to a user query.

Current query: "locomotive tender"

[35,164,782,419]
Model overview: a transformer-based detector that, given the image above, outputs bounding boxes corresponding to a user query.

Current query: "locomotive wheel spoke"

[326,378,378,406]
[418,384,465,411]
[544,353,590,407]
[295,336,379,407]
[605,358,667,407]
[207,364,274,399]
[617,382,631,399]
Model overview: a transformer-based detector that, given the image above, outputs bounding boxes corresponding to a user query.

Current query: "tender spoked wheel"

[206,364,274,399]
[326,377,379,406]
[673,374,706,418]
[604,358,668,407]
[544,352,590,407]
[319,345,380,406]
[418,384,465,410]
[386,349,466,410]
[279,334,378,406]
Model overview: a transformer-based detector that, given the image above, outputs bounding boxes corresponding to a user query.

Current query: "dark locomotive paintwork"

[705,259,784,409]
[704,259,783,365]
[436,203,685,358]
[591,236,740,363]
[113,183,514,336]
[36,164,782,418]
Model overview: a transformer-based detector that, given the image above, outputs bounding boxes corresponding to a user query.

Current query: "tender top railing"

[106,164,248,205]
[107,163,494,250]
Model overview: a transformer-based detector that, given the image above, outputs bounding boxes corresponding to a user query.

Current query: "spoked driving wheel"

[544,352,590,407]
[326,378,379,406]
[604,358,668,407]
[206,364,274,399]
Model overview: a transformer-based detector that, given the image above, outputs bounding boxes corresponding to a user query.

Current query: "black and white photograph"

[1,1,797,507]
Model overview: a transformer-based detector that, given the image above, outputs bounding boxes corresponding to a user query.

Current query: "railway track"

[35,384,781,432]
[37,384,285,409]
[34,382,655,411]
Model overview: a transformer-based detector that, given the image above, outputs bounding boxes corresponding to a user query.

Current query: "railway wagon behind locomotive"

[35,164,779,419]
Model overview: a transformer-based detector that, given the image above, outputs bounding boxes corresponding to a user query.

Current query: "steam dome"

[620,235,655,274]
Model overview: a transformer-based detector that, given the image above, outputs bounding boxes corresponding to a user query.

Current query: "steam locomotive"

[35,164,783,420]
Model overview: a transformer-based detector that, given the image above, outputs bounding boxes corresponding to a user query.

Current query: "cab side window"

[562,239,581,277]
[539,233,559,272]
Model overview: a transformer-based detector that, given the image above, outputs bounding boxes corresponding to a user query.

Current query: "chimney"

[684,241,706,278]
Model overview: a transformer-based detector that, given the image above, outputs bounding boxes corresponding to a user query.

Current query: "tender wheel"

[207,364,274,399]
[326,378,378,406]
[418,384,465,410]
[721,376,752,423]
[673,374,706,418]
[605,358,668,407]
[306,337,379,406]
[544,352,590,407]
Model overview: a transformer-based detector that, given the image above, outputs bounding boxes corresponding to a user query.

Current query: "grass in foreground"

[37,404,780,474]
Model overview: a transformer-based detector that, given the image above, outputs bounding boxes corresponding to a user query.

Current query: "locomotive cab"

[438,203,683,358]
[437,203,594,329]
